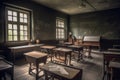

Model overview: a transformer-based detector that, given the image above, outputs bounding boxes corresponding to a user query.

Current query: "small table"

[40,45,56,51]
[68,45,83,61]
[79,43,94,58]
[41,63,82,80]
[24,51,48,80]
[40,45,56,61]
[53,48,72,65]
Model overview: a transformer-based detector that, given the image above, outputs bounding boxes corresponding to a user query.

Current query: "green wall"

[70,8,120,39]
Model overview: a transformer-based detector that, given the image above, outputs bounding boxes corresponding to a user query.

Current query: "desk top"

[109,61,120,68]
[0,60,12,70]
[64,42,73,45]
[108,48,120,52]
[40,45,56,49]
[103,51,120,55]
[24,51,48,59]
[9,44,44,49]
[68,45,83,48]
[41,63,80,79]
[54,47,72,52]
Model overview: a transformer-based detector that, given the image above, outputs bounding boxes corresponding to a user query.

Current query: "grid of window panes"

[7,8,29,41]
[56,18,65,39]
[8,24,18,41]
[20,25,28,40]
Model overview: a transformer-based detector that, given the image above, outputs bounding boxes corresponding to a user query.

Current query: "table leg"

[65,53,67,65]
[69,53,71,65]
[36,63,39,80]
[77,48,82,62]
[29,63,32,74]
[87,46,92,59]
[11,66,14,80]
[44,71,48,80]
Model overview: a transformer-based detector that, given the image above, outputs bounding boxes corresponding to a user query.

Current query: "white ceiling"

[32,0,120,15]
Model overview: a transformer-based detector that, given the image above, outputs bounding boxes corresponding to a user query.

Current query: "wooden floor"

[6,50,104,80]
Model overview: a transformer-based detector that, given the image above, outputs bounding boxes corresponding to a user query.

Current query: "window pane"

[8,36,12,41]
[20,18,23,22]
[8,30,12,35]
[8,24,12,29]
[24,19,27,23]
[8,16,12,21]
[25,36,27,40]
[13,24,17,29]
[14,36,17,41]
[24,26,27,30]
[13,30,17,35]
[20,31,23,35]
[20,25,23,30]
[20,13,23,17]
[13,16,17,22]
[24,31,27,35]
[13,11,17,16]
[61,23,64,28]
[24,14,27,18]
[20,36,23,40]
[8,10,12,15]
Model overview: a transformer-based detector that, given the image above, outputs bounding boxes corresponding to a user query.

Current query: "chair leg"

[29,63,32,74]
[1,73,6,80]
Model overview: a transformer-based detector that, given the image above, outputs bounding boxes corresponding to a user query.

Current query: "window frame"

[5,6,31,42]
[56,17,66,40]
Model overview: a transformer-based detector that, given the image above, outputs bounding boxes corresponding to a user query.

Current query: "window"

[56,18,65,39]
[6,7,30,41]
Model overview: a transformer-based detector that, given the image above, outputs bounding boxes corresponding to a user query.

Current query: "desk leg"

[44,71,48,80]
[47,49,53,62]
[102,57,105,80]
[78,49,83,62]
[11,66,14,80]
[36,63,39,80]
[69,53,71,65]
[29,63,32,74]
[65,53,67,65]
[80,48,84,61]
[65,53,71,65]
[87,46,92,59]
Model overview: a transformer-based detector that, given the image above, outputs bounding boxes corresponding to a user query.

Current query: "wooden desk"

[68,45,83,61]
[9,44,44,63]
[40,45,56,61]
[41,63,82,80]
[24,51,48,80]
[109,61,120,80]
[64,42,73,45]
[108,48,120,52]
[40,45,56,50]
[103,51,120,80]
[80,36,100,58]
[53,48,72,65]
[0,60,14,80]
[113,45,120,49]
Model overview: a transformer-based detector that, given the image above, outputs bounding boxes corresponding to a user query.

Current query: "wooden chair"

[0,56,14,80]
[109,59,120,80]
[103,52,120,80]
